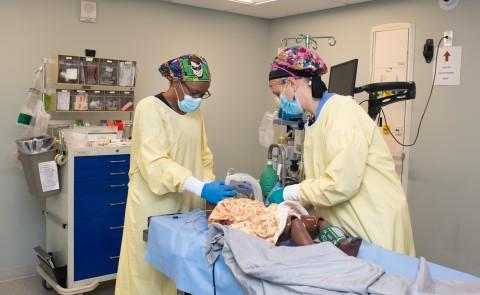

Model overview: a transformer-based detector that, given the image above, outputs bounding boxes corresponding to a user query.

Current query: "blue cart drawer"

[74,178,129,195]
[75,167,129,182]
[74,155,130,170]
[74,252,120,281]
[75,191,127,220]
[74,215,125,281]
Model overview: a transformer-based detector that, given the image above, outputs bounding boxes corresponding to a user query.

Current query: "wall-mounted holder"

[423,39,434,63]
[50,54,137,116]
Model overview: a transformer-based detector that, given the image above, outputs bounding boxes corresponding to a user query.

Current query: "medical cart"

[38,145,130,294]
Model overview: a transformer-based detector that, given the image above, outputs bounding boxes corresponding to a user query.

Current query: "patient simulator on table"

[144,172,480,295]
[145,206,480,295]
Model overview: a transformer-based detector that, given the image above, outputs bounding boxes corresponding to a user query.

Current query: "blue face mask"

[178,95,202,113]
[279,83,303,116]
[176,84,202,113]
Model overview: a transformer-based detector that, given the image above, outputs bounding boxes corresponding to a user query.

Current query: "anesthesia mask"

[226,169,263,203]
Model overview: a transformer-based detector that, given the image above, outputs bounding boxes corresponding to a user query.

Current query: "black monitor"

[328,59,358,96]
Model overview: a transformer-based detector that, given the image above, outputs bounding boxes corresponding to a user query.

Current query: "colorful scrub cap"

[159,54,210,82]
[269,45,328,80]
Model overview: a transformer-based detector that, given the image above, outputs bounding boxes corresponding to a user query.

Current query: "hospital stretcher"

[143,209,479,295]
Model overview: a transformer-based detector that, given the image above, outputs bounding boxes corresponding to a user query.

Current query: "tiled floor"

[0,275,115,295]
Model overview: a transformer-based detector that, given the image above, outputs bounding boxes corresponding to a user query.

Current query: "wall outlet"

[444,30,453,46]
[394,126,402,136]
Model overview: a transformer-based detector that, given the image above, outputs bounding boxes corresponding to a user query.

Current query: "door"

[370,23,414,192]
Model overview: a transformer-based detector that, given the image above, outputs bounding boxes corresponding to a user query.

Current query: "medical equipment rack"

[49,54,136,115]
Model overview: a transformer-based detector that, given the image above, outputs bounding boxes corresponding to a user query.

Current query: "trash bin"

[16,136,60,197]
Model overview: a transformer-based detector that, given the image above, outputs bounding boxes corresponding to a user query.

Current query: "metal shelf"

[49,54,136,116]
[55,83,134,92]
[53,111,132,113]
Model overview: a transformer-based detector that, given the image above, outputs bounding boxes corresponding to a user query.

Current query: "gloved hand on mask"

[201,179,237,205]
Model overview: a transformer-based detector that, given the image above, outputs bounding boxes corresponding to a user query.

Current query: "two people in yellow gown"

[116,48,415,295]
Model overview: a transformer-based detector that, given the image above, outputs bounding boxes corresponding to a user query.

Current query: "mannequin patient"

[208,198,362,256]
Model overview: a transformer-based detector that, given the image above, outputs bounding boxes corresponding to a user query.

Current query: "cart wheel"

[42,279,53,291]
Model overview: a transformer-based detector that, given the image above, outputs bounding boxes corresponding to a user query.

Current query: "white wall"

[270,0,480,275]
[0,0,271,279]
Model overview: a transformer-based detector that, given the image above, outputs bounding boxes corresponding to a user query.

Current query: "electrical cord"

[212,259,217,295]
[400,99,407,182]
[380,36,446,147]
[359,99,368,105]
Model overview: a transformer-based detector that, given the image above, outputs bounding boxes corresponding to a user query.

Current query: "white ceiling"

[162,0,373,19]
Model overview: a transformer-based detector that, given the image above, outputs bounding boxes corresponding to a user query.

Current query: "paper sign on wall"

[434,46,462,86]
[38,161,59,192]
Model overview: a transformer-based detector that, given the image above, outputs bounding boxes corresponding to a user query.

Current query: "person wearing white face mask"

[115,54,237,295]
[267,46,415,257]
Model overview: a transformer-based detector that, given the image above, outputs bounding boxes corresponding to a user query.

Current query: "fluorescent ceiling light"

[227,0,278,6]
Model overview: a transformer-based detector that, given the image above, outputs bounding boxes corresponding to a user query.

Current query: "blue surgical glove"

[268,188,284,204]
[201,179,237,205]
[236,181,254,196]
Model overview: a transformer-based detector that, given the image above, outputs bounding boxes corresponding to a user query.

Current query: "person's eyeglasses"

[269,79,289,97]
[182,83,211,99]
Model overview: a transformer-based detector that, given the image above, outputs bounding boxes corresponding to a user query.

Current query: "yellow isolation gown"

[115,96,215,295]
[299,94,415,256]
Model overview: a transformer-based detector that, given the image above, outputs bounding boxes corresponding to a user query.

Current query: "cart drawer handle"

[109,201,126,206]
[110,160,126,163]
[110,172,126,176]
[109,226,124,230]
[110,184,126,188]
[109,256,120,259]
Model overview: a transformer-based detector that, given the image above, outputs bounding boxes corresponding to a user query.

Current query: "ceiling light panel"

[227,0,278,6]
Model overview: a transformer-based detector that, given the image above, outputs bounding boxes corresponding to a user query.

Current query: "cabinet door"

[74,215,125,281]
[370,23,414,190]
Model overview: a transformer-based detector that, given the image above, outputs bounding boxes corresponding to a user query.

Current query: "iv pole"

[280,33,336,49]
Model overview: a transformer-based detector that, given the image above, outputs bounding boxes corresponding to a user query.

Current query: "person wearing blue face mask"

[278,80,304,116]
[116,54,237,295]
[266,46,415,257]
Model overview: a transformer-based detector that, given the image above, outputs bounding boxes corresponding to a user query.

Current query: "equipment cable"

[380,36,446,147]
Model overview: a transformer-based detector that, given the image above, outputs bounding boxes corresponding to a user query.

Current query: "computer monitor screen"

[328,59,358,96]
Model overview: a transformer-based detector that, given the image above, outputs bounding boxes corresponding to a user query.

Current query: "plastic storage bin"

[87,90,104,111]
[71,90,89,111]
[62,130,89,147]
[58,55,80,84]
[80,57,99,85]
[118,61,136,87]
[99,59,118,86]
[119,91,134,111]
[56,90,71,111]
[104,91,119,111]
